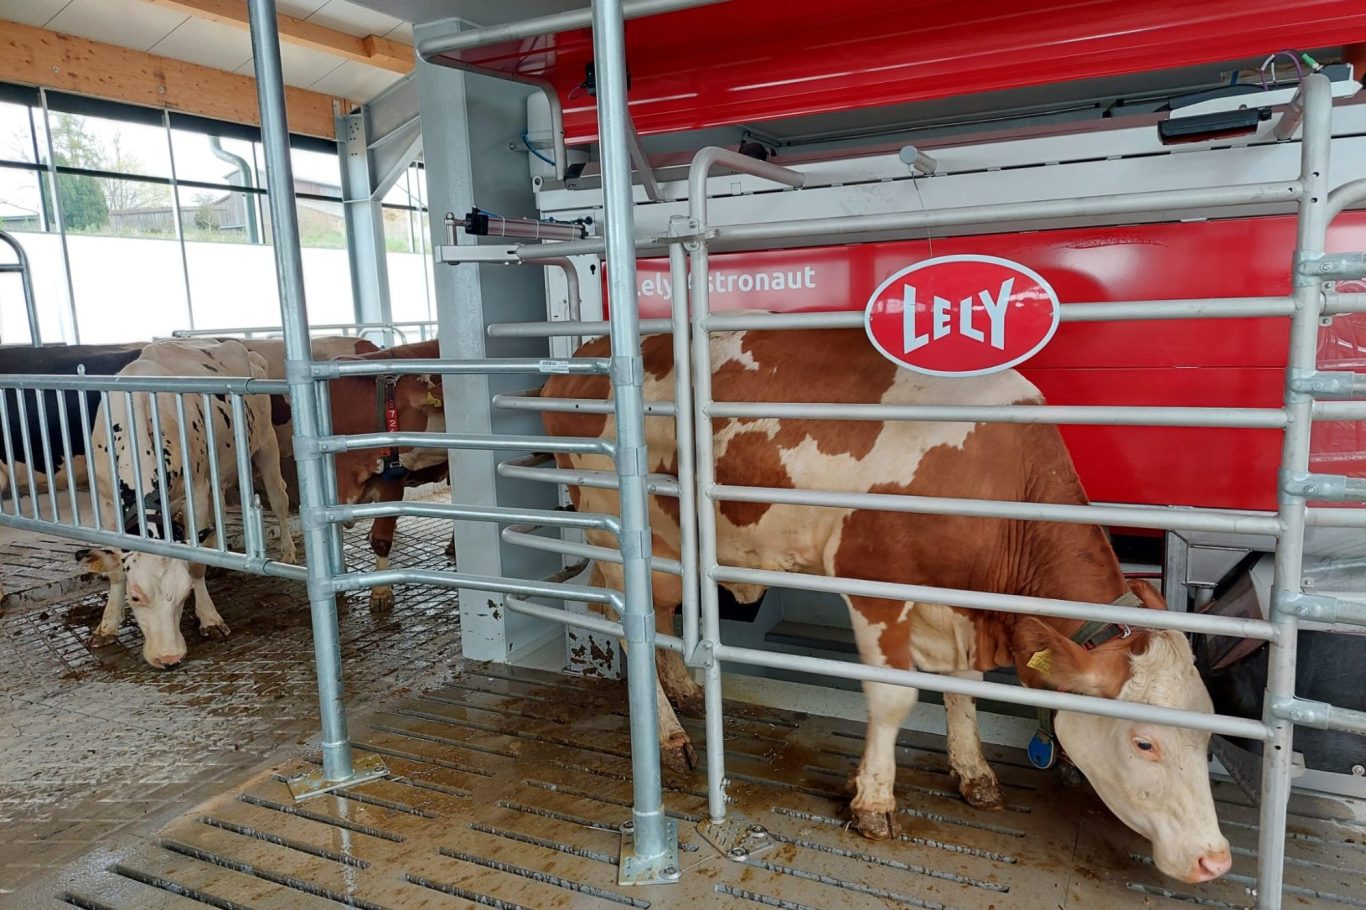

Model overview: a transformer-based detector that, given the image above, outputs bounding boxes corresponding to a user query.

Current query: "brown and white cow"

[76,340,296,668]
[326,339,450,611]
[543,328,1232,885]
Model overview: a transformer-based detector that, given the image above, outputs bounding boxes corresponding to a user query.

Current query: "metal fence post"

[246,0,386,798]
[1257,72,1332,910]
[589,0,680,886]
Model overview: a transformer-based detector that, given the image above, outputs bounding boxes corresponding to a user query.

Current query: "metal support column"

[1257,72,1332,909]
[591,0,680,886]
[246,0,385,799]
[339,110,394,332]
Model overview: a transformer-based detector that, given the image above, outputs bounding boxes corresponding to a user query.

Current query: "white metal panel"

[310,60,403,101]
[148,17,254,73]
[279,42,348,89]
[384,20,415,42]
[277,0,331,16]
[0,0,70,27]
[306,0,405,36]
[44,0,188,52]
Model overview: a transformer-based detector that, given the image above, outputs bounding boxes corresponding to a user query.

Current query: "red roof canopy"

[432,0,1366,143]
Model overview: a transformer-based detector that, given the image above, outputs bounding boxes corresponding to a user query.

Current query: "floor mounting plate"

[696,811,777,862]
[285,751,388,801]
[618,817,681,886]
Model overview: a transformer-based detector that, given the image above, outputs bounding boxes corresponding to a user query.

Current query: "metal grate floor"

[50,663,1366,910]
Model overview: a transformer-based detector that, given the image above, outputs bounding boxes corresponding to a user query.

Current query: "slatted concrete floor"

[46,663,1366,910]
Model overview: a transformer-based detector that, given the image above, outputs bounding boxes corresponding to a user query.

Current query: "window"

[0,85,431,343]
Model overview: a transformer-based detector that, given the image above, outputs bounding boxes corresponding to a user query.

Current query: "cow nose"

[1194,848,1232,881]
[155,655,183,670]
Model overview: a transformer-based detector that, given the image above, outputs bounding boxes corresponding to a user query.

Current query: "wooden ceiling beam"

[144,0,415,74]
[0,18,351,139]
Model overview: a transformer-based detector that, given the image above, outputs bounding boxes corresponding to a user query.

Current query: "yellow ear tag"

[424,393,443,408]
[1027,649,1053,674]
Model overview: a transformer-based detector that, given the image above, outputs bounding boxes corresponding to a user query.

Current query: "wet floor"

[29,664,1366,910]
[0,507,462,902]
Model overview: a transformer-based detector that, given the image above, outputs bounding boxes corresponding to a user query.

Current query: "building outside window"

[0,84,433,344]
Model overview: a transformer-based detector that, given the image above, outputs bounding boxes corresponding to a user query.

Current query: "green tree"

[46,113,108,231]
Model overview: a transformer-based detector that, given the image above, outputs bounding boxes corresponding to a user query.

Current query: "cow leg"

[368,516,397,613]
[90,553,128,646]
[847,596,918,840]
[251,425,297,564]
[944,671,1004,810]
[590,563,695,772]
[190,560,230,638]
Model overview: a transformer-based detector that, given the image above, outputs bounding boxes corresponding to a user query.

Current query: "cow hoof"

[661,733,697,773]
[89,628,120,647]
[851,806,901,840]
[958,775,1004,810]
[200,621,231,640]
[369,588,395,613]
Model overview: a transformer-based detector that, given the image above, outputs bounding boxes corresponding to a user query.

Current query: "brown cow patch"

[653,453,681,525]
[716,430,792,526]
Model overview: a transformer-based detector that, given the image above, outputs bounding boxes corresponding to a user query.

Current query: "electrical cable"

[522,132,557,166]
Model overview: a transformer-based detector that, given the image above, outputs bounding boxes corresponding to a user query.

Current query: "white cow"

[77,340,296,669]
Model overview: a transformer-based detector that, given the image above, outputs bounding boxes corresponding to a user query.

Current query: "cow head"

[76,546,190,669]
[329,374,441,508]
[1014,583,1231,884]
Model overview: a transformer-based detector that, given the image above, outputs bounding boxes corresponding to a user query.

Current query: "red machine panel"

[625,213,1366,511]
[438,0,1366,144]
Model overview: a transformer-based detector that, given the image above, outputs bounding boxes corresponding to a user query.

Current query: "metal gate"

[0,2,1364,908]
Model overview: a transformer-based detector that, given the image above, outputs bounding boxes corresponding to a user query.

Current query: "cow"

[75,340,296,669]
[542,328,1233,885]
[0,343,146,498]
[325,339,450,611]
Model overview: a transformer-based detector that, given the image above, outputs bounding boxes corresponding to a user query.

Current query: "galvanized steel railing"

[170,320,438,345]
[474,69,1366,906]
[0,229,40,346]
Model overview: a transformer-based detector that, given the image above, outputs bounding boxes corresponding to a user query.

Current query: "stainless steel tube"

[1258,71,1332,910]
[122,392,148,538]
[0,389,18,515]
[311,357,609,378]
[707,401,1288,429]
[711,484,1284,536]
[714,642,1270,740]
[147,393,174,542]
[316,431,614,457]
[494,392,677,417]
[326,501,622,536]
[501,524,683,576]
[711,566,1277,640]
[415,0,729,58]
[715,181,1301,246]
[77,389,99,530]
[593,0,671,864]
[505,596,687,654]
[201,393,226,549]
[496,454,681,497]
[488,318,675,338]
[230,394,260,559]
[0,230,40,345]
[53,390,79,525]
[669,238,701,661]
[101,392,124,534]
[248,0,353,785]
[173,393,198,545]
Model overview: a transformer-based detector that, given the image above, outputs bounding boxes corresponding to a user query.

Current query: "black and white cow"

[76,340,295,668]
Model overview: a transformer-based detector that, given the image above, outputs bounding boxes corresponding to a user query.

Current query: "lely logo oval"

[864,255,1061,377]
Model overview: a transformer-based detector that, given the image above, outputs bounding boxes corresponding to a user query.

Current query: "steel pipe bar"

[711,565,1277,640]
[1306,507,1366,528]
[504,596,687,654]
[487,318,674,338]
[0,230,39,345]
[1271,697,1366,736]
[248,0,356,788]
[0,375,288,395]
[669,237,703,662]
[0,510,305,579]
[496,454,681,497]
[170,321,437,339]
[315,431,613,457]
[330,566,622,612]
[1323,291,1366,315]
[0,389,18,516]
[711,483,1284,535]
[1326,177,1366,225]
[593,0,674,869]
[309,357,608,378]
[501,524,684,576]
[327,501,621,536]
[200,393,226,550]
[708,401,1289,429]
[1257,71,1333,910]
[714,181,1302,246]
[713,642,1270,740]
[414,0,729,58]
[495,391,678,417]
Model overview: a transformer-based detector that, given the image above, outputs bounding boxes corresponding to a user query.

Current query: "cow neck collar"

[1026,588,1143,771]
[375,376,409,481]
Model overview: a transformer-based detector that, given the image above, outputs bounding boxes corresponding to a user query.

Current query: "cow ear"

[394,375,440,411]
[1013,617,1132,699]
[75,547,121,576]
